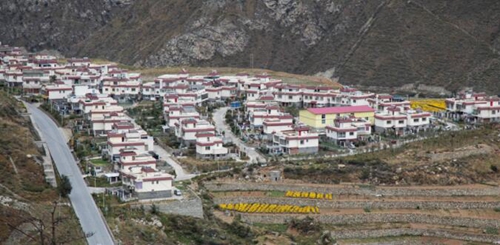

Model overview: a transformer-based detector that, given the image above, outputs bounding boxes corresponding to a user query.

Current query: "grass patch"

[266,190,286,197]
[90,158,109,166]
[485,227,499,235]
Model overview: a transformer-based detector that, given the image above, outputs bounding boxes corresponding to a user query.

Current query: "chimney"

[491,101,493,106]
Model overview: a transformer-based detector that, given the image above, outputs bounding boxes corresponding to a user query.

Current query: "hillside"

[0,92,84,244]
[2,0,500,93]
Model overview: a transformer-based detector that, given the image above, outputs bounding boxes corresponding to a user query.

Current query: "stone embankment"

[135,197,204,219]
[205,182,500,196]
[240,213,500,229]
[213,197,500,210]
[330,228,500,244]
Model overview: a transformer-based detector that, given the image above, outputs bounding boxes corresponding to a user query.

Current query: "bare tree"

[1,200,93,245]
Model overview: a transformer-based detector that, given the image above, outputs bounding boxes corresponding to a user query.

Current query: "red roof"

[307,106,374,115]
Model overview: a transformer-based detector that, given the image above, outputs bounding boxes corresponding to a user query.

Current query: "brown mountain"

[1,0,500,94]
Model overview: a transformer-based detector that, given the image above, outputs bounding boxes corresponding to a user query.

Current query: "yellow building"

[299,105,375,129]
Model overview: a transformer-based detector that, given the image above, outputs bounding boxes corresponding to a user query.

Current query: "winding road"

[25,103,115,245]
[213,107,266,164]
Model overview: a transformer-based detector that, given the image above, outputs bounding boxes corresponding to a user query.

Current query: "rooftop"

[306,105,375,115]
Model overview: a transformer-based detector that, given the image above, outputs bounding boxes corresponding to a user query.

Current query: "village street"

[213,107,267,164]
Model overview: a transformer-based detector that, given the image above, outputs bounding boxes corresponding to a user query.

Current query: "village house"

[195,132,228,159]
[262,118,294,135]
[164,104,200,128]
[267,126,319,155]
[302,86,338,108]
[299,105,375,129]
[106,123,154,159]
[249,105,292,127]
[41,83,73,100]
[101,69,141,98]
[444,91,500,123]
[374,106,431,135]
[117,149,174,200]
[174,118,216,145]
[90,114,132,136]
[273,84,303,107]
[325,117,372,146]
[206,86,237,100]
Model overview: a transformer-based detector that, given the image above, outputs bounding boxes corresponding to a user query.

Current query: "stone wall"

[137,190,172,200]
[213,197,500,210]
[205,182,500,196]
[240,213,500,229]
[330,228,500,244]
[136,197,204,219]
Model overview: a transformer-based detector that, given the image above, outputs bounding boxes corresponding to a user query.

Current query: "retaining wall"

[205,182,500,196]
[330,228,500,244]
[240,213,500,229]
[135,197,204,219]
[213,197,500,210]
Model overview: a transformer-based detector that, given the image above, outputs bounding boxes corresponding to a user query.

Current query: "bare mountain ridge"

[1,0,500,93]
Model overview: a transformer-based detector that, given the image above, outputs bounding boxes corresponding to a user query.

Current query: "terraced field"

[208,182,500,244]
[410,99,447,112]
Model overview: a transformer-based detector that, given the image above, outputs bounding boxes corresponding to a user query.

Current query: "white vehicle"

[174,190,182,196]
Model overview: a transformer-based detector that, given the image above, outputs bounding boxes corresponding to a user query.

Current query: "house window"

[288,95,292,99]
[413,119,419,122]
[353,99,357,103]
[205,146,210,150]
[422,117,427,121]
[398,120,404,124]
[321,114,326,124]
[300,140,304,145]
[349,132,354,136]
[387,121,392,124]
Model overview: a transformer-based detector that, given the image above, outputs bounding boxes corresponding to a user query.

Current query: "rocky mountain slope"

[0,0,132,52]
[2,0,500,93]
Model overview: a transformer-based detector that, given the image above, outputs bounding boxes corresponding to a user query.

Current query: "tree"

[2,201,93,245]
[58,175,72,198]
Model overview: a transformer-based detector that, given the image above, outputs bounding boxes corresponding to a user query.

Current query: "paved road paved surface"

[153,145,197,181]
[26,103,115,245]
[213,107,266,163]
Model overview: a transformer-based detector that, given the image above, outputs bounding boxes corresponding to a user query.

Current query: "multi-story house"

[374,106,431,135]
[274,84,303,107]
[262,118,294,135]
[195,132,228,159]
[299,105,375,129]
[164,105,200,128]
[175,119,216,145]
[107,124,154,159]
[117,149,174,200]
[42,83,73,100]
[325,117,372,146]
[268,126,319,155]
